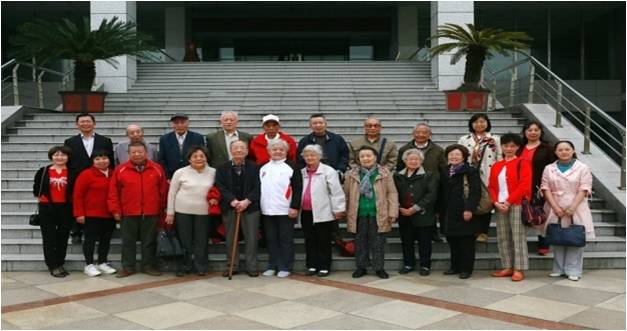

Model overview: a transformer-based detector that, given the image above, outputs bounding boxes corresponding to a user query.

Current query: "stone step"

[103,98,446,104]
[2,251,624,272]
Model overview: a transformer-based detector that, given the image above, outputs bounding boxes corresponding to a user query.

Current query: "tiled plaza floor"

[1,269,625,330]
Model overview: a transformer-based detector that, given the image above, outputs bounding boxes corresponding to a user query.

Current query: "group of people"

[34,111,595,282]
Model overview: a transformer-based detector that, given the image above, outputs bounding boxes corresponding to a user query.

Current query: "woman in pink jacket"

[541,141,594,281]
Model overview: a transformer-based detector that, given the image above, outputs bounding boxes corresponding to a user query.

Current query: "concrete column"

[165,7,185,61]
[396,4,419,60]
[430,1,474,91]
[90,1,137,93]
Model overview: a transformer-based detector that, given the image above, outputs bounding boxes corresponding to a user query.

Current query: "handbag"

[30,167,46,226]
[156,229,185,257]
[521,187,547,226]
[545,217,586,247]
[463,175,493,215]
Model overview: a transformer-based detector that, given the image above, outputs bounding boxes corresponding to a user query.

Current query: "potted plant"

[11,17,156,112]
[429,23,532,111]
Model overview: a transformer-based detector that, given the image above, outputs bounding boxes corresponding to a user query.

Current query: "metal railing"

[138,49,177,63]
[1,59,74,109]
[396,47,430,62]
[482,53,626,190]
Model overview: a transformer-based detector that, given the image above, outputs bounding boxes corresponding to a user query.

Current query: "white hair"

[220,111,239,119]
[301,144,323,158]
[402,148,424,162]
[266,139,289,152]
[414,123,432,133]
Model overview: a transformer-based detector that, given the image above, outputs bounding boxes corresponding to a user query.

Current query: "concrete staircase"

[2,61,624,271]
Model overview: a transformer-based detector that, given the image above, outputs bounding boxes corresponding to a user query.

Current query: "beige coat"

[344,165,399,233]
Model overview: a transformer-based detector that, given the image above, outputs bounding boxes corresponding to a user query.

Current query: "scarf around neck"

[359,166,377,199]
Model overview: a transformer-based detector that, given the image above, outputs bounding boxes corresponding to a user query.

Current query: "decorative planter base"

[445,90,490,111]
[59,91,108,113]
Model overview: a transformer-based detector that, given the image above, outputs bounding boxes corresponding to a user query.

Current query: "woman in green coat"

[393,149,438,276]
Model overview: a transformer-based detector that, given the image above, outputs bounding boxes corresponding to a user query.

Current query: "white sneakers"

[568,275,580,281]
[262,269,276,277]
[97,263,117,274]
[549,272,564,277]
[84,264,102,277]
[277,271,290,278]
[262,269,290,278]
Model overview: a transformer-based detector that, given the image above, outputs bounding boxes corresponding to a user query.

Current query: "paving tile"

[420,313,536,330]
[115,302,224,329]
[465,276,546,294]
[36,277,122,296]
[105,272,177,286]
[518,270,571,284]
[561,307,626,330]
[524,284,618,306]
[324,271,386,285]
[1,320,20,330]
[420,285,513,307]
[246,279,336,300]
[294,288,392,313]
[233,300,342,329]
[205,273,284,289]
[78,289,175,314]
[168,314,275,330]
[485,295,587,322]
[363,277,439,295]
[45,315,146,329]
[553,275,626,293]
[6,272,86,286]
[2,302,106,329]
[1,286,58,306]
[146,280,234,300]
[351,300,460,329]
[294,313,408,329]
[1,277,31,291]
[187,289,284,313]
[595,294,626,312]
[584,269,626,280]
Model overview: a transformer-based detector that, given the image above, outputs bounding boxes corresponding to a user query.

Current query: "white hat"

[262,114,280,125]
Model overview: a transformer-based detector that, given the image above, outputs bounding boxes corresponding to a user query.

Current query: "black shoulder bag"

[30,167,46,226]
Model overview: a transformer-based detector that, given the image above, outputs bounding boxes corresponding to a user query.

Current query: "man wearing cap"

[348,117,398,171]
[206,111,252,168]
[158,113,205,179]
[114,124,159,166]
[249,114,297,166]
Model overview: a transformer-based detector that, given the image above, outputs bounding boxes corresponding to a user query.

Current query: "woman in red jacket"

[73,150,117,277]
[488,133,532,281]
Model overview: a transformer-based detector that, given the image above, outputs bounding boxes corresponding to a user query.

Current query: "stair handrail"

[482,53,626,190]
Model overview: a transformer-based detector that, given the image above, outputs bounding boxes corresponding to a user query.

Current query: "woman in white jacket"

[300,144,346,277]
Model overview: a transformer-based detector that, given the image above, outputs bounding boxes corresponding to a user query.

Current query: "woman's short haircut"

[402,148,423,162]
[500,133,523,146]
[301,144,323,158]
[91,149,110,161]
[186,145,209,160]
[554,140,578,159]
[48,145,72,161]
[444,144,470,160]
[468,113,492,133]
[267,139,289,152]
[357,145,379,158]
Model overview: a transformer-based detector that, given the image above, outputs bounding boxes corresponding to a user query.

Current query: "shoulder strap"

[377,138,387,164]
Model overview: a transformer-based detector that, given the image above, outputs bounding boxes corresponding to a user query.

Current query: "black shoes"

[317,270,330,277]
[116,269,135,278]
[305,268,317,276]
[71,236,82,245]
[49,267,66,278]
[419,267,430,276]
[375,270,389,279]
[247,271,259,277]
[352,268,367,278]
[398,266,414,274]
[444,269,460,275]
[459,272,472,279]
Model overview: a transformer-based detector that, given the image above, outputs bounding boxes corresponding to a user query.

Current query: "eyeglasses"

[364,124,380,128]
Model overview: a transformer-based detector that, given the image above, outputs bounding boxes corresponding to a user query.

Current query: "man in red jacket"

[108,141,168,277]
[249,114,297,165]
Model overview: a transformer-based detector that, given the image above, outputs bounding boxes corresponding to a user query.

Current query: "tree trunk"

[73,61,95,91]
[463,47,486,90]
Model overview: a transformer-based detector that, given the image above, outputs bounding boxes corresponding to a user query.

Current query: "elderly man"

[297,113,349,175]
[206,111,252,168]
[158,113,205,179]
[114,124,159,165]
[108,141,168,278]
[249,114,297,166]
[215,140,261,277]
[348,117,398,171]
[396,123,446,173]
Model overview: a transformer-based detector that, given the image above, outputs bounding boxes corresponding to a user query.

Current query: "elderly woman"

[33,146,77,277]
[541,141,594,281]
[259,139,302,278]
[166,146,217,276]
[345,146,398,279]
[393,149,438,276]
[73,150,117,277]
[300,144,346,277]
[439,144,481,279]
[458,114,501,242]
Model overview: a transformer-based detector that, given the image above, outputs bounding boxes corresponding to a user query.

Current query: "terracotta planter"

[445,90,490,112]
[59,91,108,113]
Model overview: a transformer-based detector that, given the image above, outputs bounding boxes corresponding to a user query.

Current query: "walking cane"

[227,211,242,280]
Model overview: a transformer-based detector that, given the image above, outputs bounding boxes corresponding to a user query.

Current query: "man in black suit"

[63,113,114,244]
[158,113,205,179]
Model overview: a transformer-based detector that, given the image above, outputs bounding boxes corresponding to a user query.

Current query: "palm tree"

[11,17,156,91]
[429,23,532,90]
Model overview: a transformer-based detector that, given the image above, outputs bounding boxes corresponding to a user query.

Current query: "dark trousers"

[475,213,492,235]
[83,217,115,265]
[355,217,386,271]
[175,213,210,273]
[121,216,158,271]
[398,217,432,269]
[223,209,260,272]
[263,215,294,272]
[446,235,476,273]
[301,211,334,271]
[39,203,73,270]
[538,235,549,250]
[71,222,83,239]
